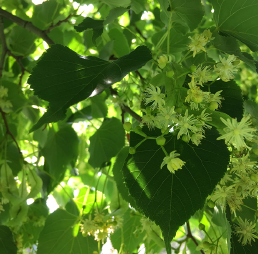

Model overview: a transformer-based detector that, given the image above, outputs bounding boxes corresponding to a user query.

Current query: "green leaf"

[0,225,17,254]
[122,127,230,254]
[244,100,258,121]
[211,0,258,52]
[31,0,63,30]
[42,126,79,185]
[65,199,80,217]
[151,28,190,54]
[100,0,131,8]
[110,209,145,253]
[67,106,93,123]
[211,33,257,73]
[104,7,128,25]
[109,28,130,57]
[113,147,137,207]
[170,0,204,31]
[37,209,98,254]
[28,44,152,132]
[131,0,146,14]
[236,197,257,222]
[90,93,108,118]
[8,26,37,56]
[89,118,125,168]
[6,143,23,176]
[74,18,104,45]
[99,40,114,60]
[208,80,243,121]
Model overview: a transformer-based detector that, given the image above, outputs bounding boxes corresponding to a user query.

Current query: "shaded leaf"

[74,18,104,45]
[0,225,17,254]
[123,127,230,254]
[211,0,258,52]
[109,28,130,57]
[89,118,125,168]
[104,7,128,25]
[37,209,98,254]
[28,44,152,132]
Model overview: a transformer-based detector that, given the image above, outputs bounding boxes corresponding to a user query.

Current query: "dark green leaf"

[67,106,93,123]
[209,80,243,121]
[90,93,108,118]
[236,197,257,222]
[123,127,230,254]
[99,40,114,60]
[28,44,152,132]
[8,26,37,56]
[244,100,258,121]
[0,225,17,254]
[131,0,146,14]
[104,7,128,25]
[42,126,79,184]
[89,118,125,168]
[100,0,130,8]
[110,209,145,253]
[37,209,98,254]
[6,143,23,176]
[212,33,257,72]
[74,18,104,45]
[211,0,258,52]
[65,199,80,217]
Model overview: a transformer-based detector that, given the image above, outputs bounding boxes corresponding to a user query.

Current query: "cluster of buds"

[0,86,12,110]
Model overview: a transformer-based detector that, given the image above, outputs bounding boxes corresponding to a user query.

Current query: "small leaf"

[89,118,125,168]
[28,44,152,132]
[37,209,98,254]
[109,28,130,57]
[74,18,104,45]
[104,7,128,25]
[0,226,17,254]
[123,127,230,254]
[210,0,258,51]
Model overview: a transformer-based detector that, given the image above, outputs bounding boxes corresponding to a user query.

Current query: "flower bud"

[192,94,203,103]
[198,223,205,231]
[190,64,197,72]
[207,200,215,208]
[129,147,136,154]
[156,136,166,146]
[182,135,190,143]
[166,70,174,78]
[209,101,218,111]
[123,122,132,131]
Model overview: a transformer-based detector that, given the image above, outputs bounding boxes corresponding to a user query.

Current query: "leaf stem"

[186,222,205,254]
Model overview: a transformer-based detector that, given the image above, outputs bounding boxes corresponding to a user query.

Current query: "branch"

[0,108,21,153]
[186,222,205,254]
[44,14,73,33]
[0,16,8,78]
[0,8,54,45]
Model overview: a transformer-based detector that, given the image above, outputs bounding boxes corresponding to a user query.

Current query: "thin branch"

[0,108,21,153]
[44,14,73,33]
[186,222,205,254]
[133,24,147,41]
[0,8,54,45]
[0,16,8,78]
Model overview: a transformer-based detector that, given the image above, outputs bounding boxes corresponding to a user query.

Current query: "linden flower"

[214,55,239,81]
[141,109,156,129]
[144,84,165,109]
[0,86,8,98]
[0,99,12,109]
[160,151,186,173]
[217,116,256,150]
[189,65,214,86]
[188,29,213,57]
[81,219,98,235]
[156,106,177,128]
[235,217,258,245]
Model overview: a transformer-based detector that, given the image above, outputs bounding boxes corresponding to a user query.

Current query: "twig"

[186,222,205,254]
[0,108,21,153]
[133,24,147,41]
[0,16,8,78]
[109,87,142,122]
[44,14,73,33]
[0,8,54,45]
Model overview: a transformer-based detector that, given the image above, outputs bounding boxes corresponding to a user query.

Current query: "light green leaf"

[28,44,152,132]
[100,0,131,8]
[104,7,128,25]
[0,226,17,254]
[109,28,130,57]
[123,127,230,254]
[89,118,125,168]
[211,0,258,52]
[37,209,98,254]
[131,0,146,14]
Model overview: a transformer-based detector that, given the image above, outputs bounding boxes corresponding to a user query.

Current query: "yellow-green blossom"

[217,116,256,150]
[0,86,8,98]
[235,217,258,245]
[160,151,186,173]
[189,65,214,86]
[144,84,165,109]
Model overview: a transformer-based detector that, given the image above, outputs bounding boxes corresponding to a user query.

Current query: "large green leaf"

[211,0,258,52]
[109,28,130,57]
[89,118,125,168]
[37,209,98,254]
[122,127,230,254]
[28,44,152,132]
[0,226,17,254]
[110,209,145,253]
[41,126,79,187]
